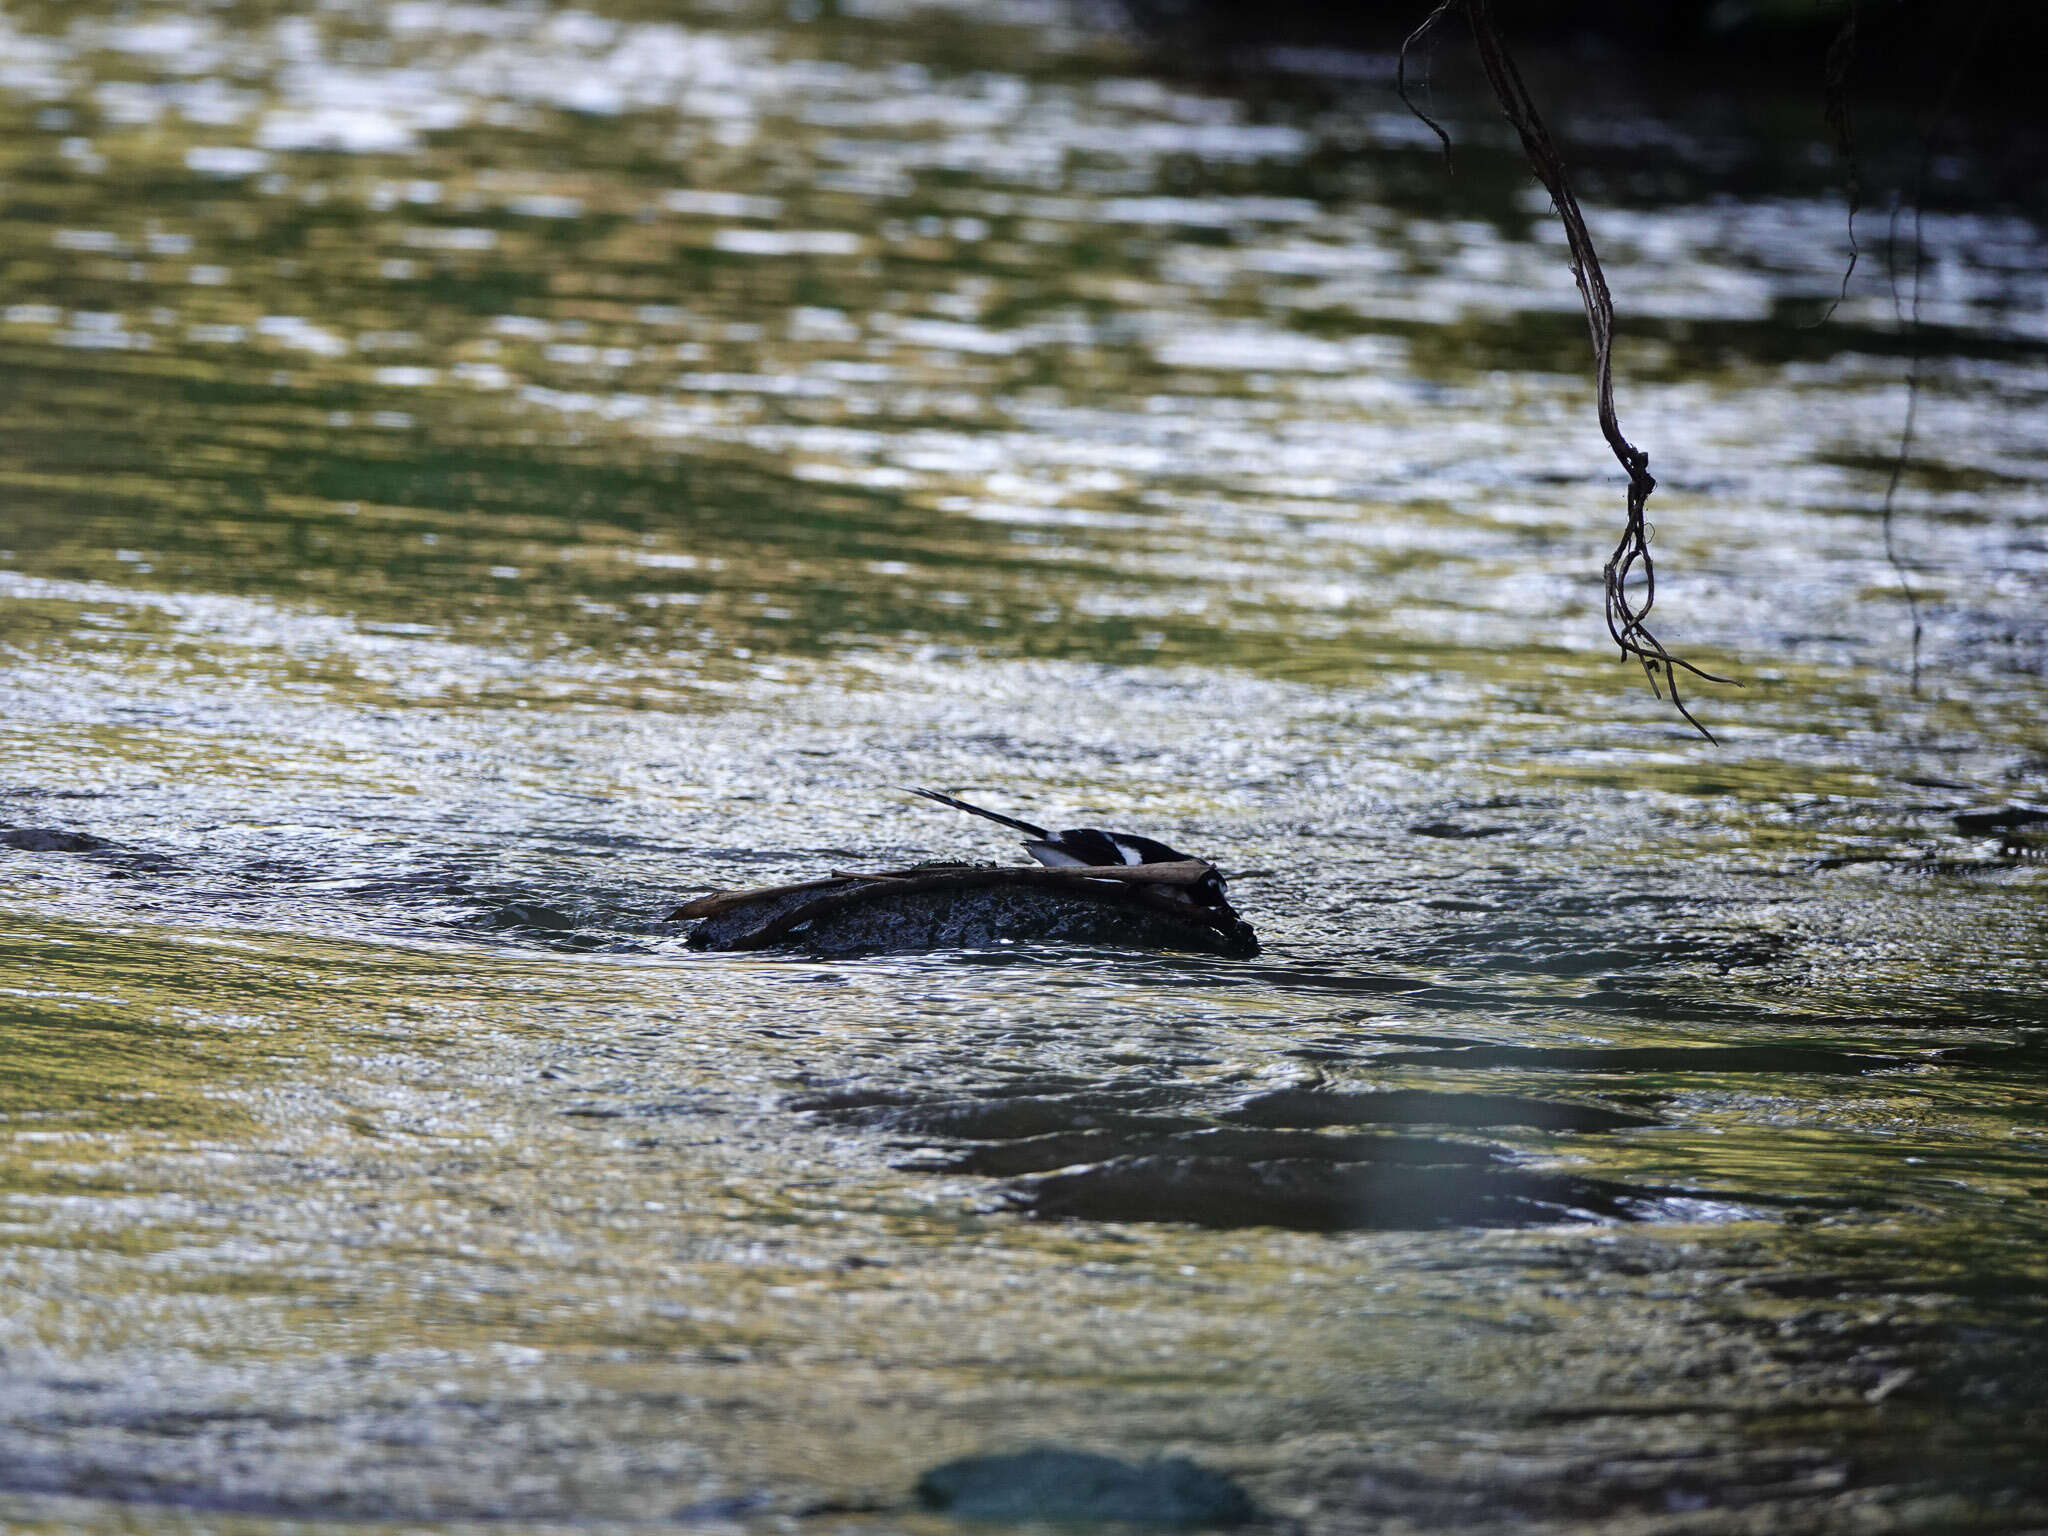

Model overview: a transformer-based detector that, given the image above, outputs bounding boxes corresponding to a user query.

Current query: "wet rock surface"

[1222,1087,1660,1133]
[679,866,1260,958]
[1017,1155,1650,1230]
[0,826,111,853]
[916,1448,1259,1527]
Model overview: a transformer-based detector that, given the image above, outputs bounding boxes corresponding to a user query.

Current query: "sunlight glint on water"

[0,1,2044,1529]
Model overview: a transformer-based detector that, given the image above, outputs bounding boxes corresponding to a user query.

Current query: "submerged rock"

[1014,1154,1649,1231]
[1,826,111,853]
[916,1448,1258,1527]
[673,864,1258,959]
[1952,802,2048,835]
[477,901,576,931]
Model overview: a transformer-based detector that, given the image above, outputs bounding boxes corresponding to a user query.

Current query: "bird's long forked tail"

[907,787,1049,840]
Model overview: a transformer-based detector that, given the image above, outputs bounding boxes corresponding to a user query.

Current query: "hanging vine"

[1399,0,1736,740]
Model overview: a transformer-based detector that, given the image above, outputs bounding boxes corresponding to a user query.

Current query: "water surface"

[2,1,2045,1530]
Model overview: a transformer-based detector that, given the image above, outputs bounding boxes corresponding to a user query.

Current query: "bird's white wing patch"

[1025,842,1091,868]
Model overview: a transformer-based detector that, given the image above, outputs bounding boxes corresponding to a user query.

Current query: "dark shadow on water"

[782,1071,1798,1233]
[906,1126,1504,1177]
[1222,1088,1658,1133]
[1013,1156,1659,1231]
[1360,1044,1931,1075]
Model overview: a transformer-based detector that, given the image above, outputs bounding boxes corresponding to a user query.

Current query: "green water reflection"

[1,0,2044,1529]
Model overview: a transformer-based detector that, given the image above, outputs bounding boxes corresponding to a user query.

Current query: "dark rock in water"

[916,1448,1257,1527]
[1015,1155,1647,1230]
[673,1491,780,1521]
[919,1125,1503,1178]
[479,902,576,931]
[1224,1088,1658,1133]
[1408,819,1511,839]
[1952,803,2048,835]
[678,865,1258,959]
[1,826,111,853]
[680,881,849,948]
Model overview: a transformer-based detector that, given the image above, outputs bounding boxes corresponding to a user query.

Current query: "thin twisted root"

[1401,0,1738,740]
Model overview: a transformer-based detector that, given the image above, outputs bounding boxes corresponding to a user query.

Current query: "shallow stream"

[1,2,2045,1530]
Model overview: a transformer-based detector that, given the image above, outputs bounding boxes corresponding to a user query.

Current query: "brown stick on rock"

[668,876,856,922]
[834,859,1218,888]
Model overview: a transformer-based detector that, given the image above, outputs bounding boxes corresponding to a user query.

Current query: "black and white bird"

[908,787,1228,908]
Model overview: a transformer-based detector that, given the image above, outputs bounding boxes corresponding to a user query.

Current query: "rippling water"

[2,1,2045,1530]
